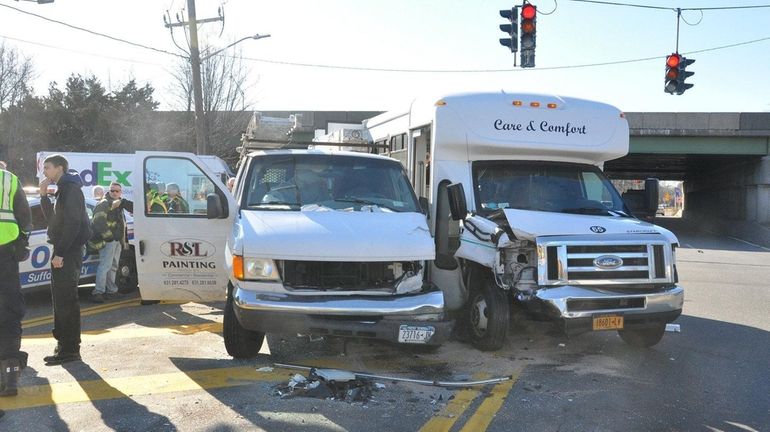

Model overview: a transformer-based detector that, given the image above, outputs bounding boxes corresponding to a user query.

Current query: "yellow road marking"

[459,369,522,432]
[21,322,223,345]
[22,299,141,329]
[418,372,489,432]
[0,365,291,411]
[21,299,186,329]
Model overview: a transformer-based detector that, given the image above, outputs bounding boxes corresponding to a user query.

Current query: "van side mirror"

[447,183,467,221]
[644,178,659,214]
[206,193,224,219]
[419,197,429,216]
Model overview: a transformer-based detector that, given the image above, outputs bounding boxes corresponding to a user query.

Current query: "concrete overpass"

[605,112,770,246]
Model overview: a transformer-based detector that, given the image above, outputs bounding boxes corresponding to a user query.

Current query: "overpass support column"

[752,156,770,224]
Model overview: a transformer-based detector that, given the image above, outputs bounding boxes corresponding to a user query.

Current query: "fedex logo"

[78,162,132,186]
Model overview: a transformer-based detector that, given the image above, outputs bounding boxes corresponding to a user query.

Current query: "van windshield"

[472,161,629,216]
[244,154,420,212]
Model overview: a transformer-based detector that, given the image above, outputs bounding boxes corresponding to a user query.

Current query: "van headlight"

[233,256,280,281]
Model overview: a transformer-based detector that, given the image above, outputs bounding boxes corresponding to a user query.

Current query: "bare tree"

[0,41,34,111]
[169,44,255,163]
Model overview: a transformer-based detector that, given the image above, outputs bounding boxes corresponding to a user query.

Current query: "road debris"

[274,363,513,388]
[255,366,274,373]
[665,324,681,333]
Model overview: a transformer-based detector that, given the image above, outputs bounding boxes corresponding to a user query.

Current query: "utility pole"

[165,0,223,155]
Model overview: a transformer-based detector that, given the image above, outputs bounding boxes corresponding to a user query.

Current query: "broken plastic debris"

[375,383,386,389]
[274,362,513,388]
[313,368,357,383]
[558,343,566,347]
[665,324,681,333]
[256,367,274,373]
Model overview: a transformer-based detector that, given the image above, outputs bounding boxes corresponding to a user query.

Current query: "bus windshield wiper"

[561,207,612,215]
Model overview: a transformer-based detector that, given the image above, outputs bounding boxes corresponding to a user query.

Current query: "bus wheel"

[466,278,509,351]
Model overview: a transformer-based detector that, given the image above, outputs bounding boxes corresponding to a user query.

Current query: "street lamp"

[191,33,270,155]
[14,0,55,3]
[201,34,270,62]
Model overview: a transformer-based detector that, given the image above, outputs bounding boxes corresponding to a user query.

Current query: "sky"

[1,0,769,114]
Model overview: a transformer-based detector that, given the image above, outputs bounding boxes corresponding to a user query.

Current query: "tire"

[618,323,666,348]
[116,251,138,293]
[466,277,510,351]
[224,295,265,359]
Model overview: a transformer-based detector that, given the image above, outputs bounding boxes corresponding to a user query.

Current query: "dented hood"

[239,210,434,261]
[502,209,678,244]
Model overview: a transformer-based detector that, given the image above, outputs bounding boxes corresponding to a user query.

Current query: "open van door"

[132,152,236,301]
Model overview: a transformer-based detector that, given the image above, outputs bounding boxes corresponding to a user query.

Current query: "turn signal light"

[233,255,244,280]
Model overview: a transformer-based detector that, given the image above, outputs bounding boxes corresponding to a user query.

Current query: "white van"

[364,92,684,350]
[130,143,452,358]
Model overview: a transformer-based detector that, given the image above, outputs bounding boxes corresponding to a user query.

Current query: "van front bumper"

[534,284,684,334]
[233,286,452,346]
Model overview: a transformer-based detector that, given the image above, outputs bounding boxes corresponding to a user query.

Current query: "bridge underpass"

[605,112,770,247]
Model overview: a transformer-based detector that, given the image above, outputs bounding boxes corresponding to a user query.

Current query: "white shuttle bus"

[363,92,684,350]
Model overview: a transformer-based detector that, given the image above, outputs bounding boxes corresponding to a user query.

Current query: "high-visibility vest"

[0,169,20,246]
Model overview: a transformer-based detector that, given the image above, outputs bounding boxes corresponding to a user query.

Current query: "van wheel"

[117,254,138,293]
[618,323,666,348]
[224,295,265,359]
[466,279,509,351]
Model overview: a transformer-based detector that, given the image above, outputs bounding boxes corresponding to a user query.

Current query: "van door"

[132,152,236,301]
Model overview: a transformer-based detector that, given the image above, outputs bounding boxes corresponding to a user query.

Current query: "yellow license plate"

[592,315,624,331]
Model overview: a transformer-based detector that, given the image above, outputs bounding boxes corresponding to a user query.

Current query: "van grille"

[538,236,673,286]
[279,261,419,292]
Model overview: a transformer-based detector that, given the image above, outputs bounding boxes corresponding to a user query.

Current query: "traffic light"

[499,7,519,53]
[664,53,695,95]
[520,2,537,68]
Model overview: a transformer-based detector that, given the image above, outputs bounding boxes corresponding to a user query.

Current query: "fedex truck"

[363,92,684,350]
[35,152,233,200]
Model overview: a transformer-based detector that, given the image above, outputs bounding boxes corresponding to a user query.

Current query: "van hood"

[238,210,435,261]
[502,209,678,244]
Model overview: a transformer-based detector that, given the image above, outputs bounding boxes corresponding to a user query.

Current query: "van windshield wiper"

[561,207,612,215]
[333,197,397,212]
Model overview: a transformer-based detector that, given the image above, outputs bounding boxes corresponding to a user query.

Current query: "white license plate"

[398,325,435,344]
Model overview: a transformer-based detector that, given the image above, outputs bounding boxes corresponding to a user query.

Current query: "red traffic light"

[666,54,681,68]
[521,4,536,20]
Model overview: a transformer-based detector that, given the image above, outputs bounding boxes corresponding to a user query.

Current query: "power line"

[0,34,165,66]
[235,34,770,73]
[564,0,770,11]
[0,2,185,58]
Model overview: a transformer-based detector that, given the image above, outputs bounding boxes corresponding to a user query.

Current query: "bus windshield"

[472,161,629,216]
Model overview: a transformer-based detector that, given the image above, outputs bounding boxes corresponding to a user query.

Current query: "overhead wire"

[0,2,185,58]
[0,33,166,66]
[234,34,770,73]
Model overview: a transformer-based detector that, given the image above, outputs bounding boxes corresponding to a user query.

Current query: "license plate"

[592,315,624,331]
[398,325,435,344]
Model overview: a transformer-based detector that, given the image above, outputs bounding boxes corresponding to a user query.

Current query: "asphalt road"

[1,217,768,432]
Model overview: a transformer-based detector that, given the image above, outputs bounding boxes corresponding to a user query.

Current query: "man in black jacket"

[39,154,91,365]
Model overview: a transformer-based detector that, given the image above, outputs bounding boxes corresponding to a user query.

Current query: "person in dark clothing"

[88,181,133,303]
[0,165,32,398]
[39,154,91,366]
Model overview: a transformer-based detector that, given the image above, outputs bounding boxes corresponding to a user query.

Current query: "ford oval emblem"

[594,255,623,269]
[589,226,607,233]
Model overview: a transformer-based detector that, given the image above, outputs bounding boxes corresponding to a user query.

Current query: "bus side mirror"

[447,183,467,221]
[207,193,224,219]
[419,197,429,216]
[644,178,659,214]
